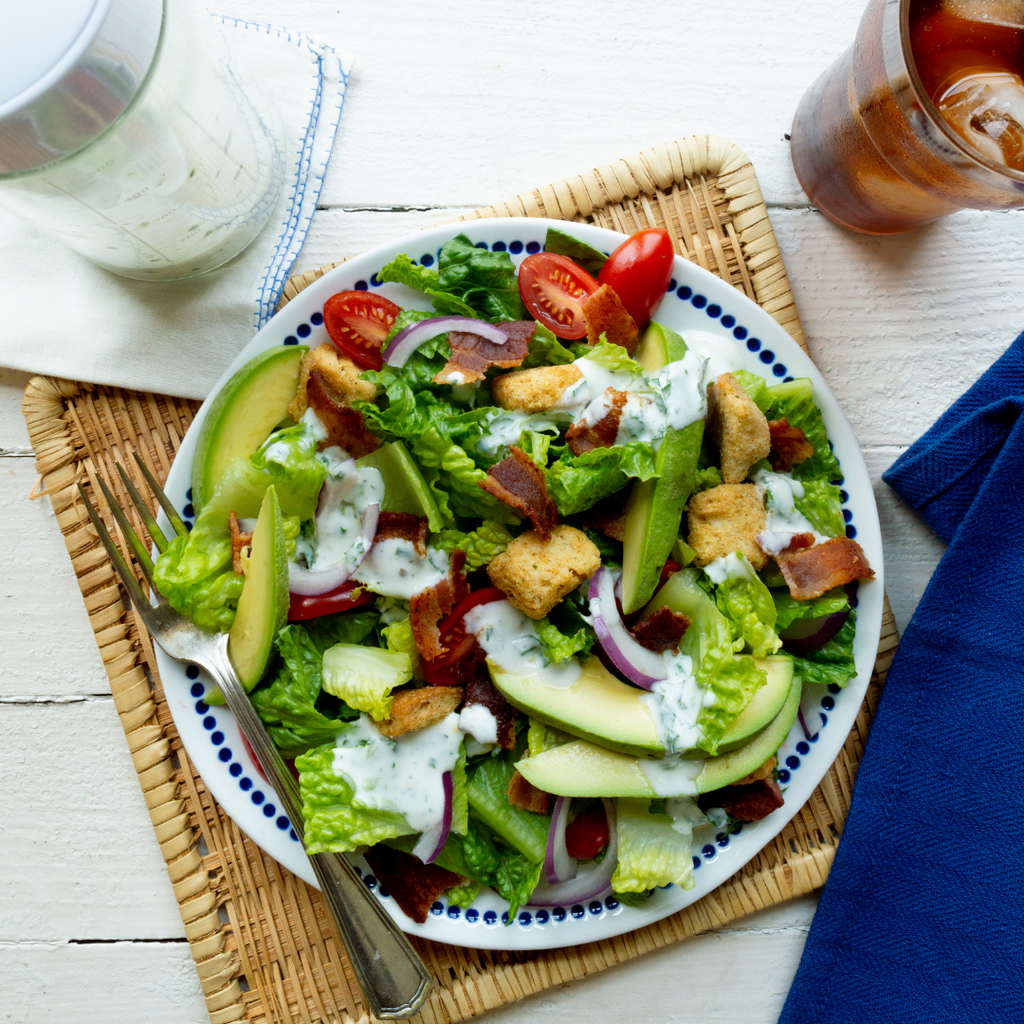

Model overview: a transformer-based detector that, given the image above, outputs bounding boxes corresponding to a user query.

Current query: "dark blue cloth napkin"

[779,333,1024,1024]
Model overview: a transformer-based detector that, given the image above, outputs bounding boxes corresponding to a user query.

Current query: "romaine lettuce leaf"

[765,378,842,482]
[611,799,695,893]
[546,441,658,515]
[436,234,527,321]
[433,520,515,570]
[520,322,577,368]
[583,340,644,376]
[793,610,858,688]
[296,742,417,854]
[715,573,782,659]
[730,369,772,413]
[466,749,549,863]
[536,619,592,663]
[794,478,846,537]
[376,254,478,318]
[320,644,413,721]
[773,587,850,632]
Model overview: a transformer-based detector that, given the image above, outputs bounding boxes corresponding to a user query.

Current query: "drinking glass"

[791,0,1024,234]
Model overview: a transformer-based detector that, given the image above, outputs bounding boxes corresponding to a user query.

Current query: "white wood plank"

[0,368,32,452]
[210,0,864,209]
[0,942,208,1024]
[0,457,111,699]
[0,700,187,940]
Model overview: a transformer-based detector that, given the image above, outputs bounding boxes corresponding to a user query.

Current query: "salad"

[153,225,874,926]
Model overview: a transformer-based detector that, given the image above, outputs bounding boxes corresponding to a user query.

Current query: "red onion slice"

[530,799,618,906]
[589,567,668,689]
[382,316,509,369]
[288,500,379,596]
[411,771,454,864]
[544,796,578,885]
[780,610,849,654]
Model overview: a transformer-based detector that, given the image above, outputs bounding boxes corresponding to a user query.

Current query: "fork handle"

[204,638,432,1019]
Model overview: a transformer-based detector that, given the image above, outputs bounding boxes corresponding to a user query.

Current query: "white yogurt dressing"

[301,406,330,444]
[652,349,708,430]
[639,752,706,797]
[682,328,752,382]
[354,539,450,600]
[332,713,463,834]
[703,552,758,584]
[475,409,573,455]
[462,599,582,688]
[294,453,385,573]
[458,703,499,745]
[752,467,828,556]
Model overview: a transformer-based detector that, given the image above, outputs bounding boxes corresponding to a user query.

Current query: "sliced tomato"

[565,802,609,860]
[288,580,376,622]
[597,228,674,329]
[658,558,681,590]
[322,290,402,370]
[423,587,506,686]
[518,253,598,339]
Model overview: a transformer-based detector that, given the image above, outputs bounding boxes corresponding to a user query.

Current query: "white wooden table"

[5,0,1018,1019]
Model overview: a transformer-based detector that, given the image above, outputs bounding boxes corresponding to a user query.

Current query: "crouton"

[375,687,463,739]
[706,373,771,484]
[287,343,379,421]
[491,364,583,413]
[581,284,639,353]
[487,525,601,619]
[687,483,768,569]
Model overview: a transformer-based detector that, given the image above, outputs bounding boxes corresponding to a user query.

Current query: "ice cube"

[936,69,1024,168]
[942,0,1024,29]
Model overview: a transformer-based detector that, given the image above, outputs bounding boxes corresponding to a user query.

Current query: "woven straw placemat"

[22,135,899,1024]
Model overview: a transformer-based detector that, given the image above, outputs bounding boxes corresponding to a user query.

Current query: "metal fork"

[78,454,432,1020]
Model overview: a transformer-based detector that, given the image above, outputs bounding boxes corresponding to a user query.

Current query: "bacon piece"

[409,551,470,660]
[507,770,552,814]
[374,511,428,557]
[306,369,380,458]
[565,389,629,456]
[478,446,559,539]
[464,673,518,750]
[768,418,815,472]
[700,776,785,822]
[375,686,463,739]
[362,845,466,924]
[571,495,626,541]
[776,536,874,600]
[630,606,690,653]
[581,284,639,354]
[229,512,253,576]
[433,320,535,386]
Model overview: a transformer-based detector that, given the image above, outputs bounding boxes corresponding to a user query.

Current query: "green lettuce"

[773,587,850,632]
[435,821,543,921]
[546,441,658,515]
[536,619,593,663]
[250,611,378,755]
[526,718,573,757]
[715,571,782,659]
[520,322,577,368]
[544,227,608,276]
[793,611,858,689]
[730,369,772,413]
[611,799,695,893]
[794,479,846,537]
[466,749,549,863]
[433,520,515,570]
[584,340,644,376]
[376,254,478,318]
[320,644,414,721]
[765,378,842,482]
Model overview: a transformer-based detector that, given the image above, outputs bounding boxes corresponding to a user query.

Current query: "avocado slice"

[490,654,794,760]
[356,441,444,531]
[192,346,307,513]
[227,485,289,692]
[491,656,663,758]
[620,322,704,613]
[515,675,802,798]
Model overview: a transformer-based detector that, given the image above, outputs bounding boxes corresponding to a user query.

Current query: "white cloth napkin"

[0,15,348,401]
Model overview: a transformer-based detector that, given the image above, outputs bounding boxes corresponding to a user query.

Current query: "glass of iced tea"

[791,0,1024,233]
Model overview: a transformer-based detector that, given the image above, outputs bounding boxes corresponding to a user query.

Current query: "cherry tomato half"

[597,228,674,329]
[288,580,377,622]
[565,802,609,860]
[322,290,402,371]
[424,587,506,686]
[518,253,598,339]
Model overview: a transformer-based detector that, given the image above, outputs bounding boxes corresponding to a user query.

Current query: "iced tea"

[791,0,1024,234]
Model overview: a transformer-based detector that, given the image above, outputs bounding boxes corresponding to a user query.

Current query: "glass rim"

[898,0,1024,183]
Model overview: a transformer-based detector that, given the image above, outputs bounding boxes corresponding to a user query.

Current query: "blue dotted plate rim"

[153,217,884,951]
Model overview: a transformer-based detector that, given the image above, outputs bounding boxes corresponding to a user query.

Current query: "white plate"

[155,217,883,952]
